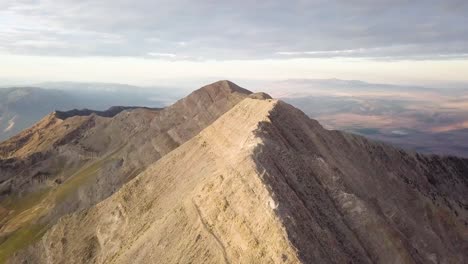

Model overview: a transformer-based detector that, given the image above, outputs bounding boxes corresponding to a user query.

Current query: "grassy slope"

[0,147,123,263]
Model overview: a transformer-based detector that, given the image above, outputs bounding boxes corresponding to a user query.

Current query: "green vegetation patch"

[1,188,50,213]
[53,157,108,203]
[0,224,47,264]
[0,145,126,263]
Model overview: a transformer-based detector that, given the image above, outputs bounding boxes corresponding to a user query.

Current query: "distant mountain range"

[0,88,77,142]
[0,83,184,142]
[1,79,468,157]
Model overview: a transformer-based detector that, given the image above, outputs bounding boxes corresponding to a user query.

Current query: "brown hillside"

[0,80,252,262]
[10,96,468,263]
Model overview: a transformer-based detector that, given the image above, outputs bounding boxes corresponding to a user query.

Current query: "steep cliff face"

[10,97,468,263]
[253,101,468,263]
[0,81,252,262]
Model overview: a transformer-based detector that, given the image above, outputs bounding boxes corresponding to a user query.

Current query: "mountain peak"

[4,81,467,264]
[176,80,271,111]
[198,80,252,95]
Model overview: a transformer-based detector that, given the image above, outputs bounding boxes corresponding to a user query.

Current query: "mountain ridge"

[9,94,468,263]
[0,81,256,262]
[0,85,174,142]
[54,106,162,120]
[1,81,467,263]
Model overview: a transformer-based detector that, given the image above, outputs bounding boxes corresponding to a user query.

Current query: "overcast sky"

[1,0,468,86]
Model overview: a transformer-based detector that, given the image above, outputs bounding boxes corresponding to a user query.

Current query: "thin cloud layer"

[0,0,467,60]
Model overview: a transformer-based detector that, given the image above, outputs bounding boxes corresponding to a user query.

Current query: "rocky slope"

[0,80,253,262]
[0,85,173,142]
[9,93,468,263]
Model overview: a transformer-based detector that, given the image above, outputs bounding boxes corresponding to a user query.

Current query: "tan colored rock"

[12,97,468,263]
[3,81,468,263]
[0,81,252,262]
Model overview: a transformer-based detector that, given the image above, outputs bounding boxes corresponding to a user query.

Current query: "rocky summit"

[1,81,467,264]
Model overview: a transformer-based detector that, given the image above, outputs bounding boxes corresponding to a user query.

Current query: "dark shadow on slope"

[54,106,162,120]
[251,101,468,264]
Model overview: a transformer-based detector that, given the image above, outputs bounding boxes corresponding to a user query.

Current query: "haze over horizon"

[1,1,468,86]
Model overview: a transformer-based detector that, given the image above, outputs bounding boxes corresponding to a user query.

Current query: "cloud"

[275,46,468,60]
[14,39,70,49]
[146,52,189,60]
[276,48,377,57]
[147,52,177,58]
[0,0,467,60]
[147,52,200,61]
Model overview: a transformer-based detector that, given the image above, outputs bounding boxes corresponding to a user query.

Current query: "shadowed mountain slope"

[54,106,161,120]
[10,95,468,263]
[0,80,252,262]
[253,101,468,263]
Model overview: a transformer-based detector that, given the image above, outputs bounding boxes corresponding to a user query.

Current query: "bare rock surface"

[10,97,468,264]
[0,80,251,262]
[253,101,468,263]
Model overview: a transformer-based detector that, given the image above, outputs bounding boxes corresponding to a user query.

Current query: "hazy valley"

[261,79,468,157]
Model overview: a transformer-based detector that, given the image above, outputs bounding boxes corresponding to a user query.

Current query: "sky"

[1,0,468,86]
